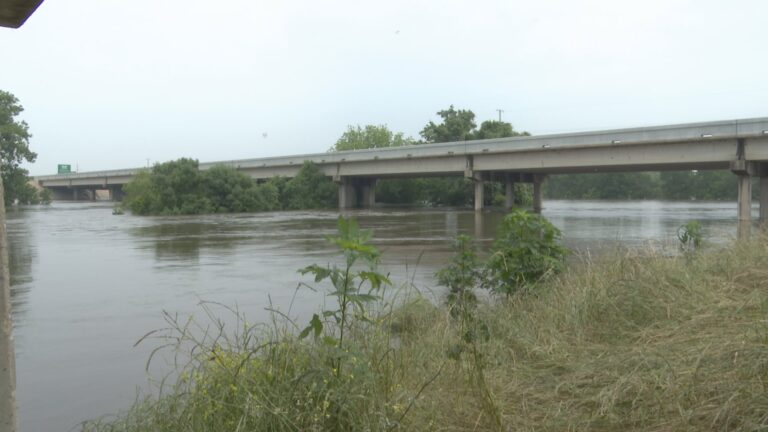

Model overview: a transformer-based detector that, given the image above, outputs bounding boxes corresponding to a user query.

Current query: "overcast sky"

[2,0,767,175]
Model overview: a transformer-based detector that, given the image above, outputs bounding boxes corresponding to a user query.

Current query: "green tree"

[330,124,415,152]
[546,172,661,200]
[420,105,477,143]
[0,90,43,206]
[472,120,530,140]
[329,125,422,204]
[202,165,279,213]
[420,106,530,207]
[123,159,281,215]
[660,170,750,201]
[279,161,337,210]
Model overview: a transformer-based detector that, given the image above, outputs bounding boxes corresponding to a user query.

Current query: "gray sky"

[2,0,767,176]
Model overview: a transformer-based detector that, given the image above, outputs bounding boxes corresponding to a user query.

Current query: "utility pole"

[496,109,504,122]
[0,176,17,432]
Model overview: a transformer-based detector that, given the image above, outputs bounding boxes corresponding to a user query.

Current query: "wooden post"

[0,177,17,432]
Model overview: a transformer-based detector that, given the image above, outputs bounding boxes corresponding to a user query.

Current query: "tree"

[330,125,422,204]
[202,165,279,213]
[279,161,337,209]
[420,105,477,143]
[0,90,42,206]
[420,106,530,207]
[546,172,662,200]
[473,120,530,140]
[330,124,415,152]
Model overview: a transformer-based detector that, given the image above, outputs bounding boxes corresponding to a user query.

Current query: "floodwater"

[6,200,759,431]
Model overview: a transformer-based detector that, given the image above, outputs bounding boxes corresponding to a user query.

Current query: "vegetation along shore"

[82,213,768,431]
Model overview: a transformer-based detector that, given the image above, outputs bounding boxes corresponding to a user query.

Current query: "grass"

[83,235,768,431]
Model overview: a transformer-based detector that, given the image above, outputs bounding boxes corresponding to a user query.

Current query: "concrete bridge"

[35,117,768,230]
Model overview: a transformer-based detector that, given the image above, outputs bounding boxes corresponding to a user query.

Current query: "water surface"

[7,200,756,430]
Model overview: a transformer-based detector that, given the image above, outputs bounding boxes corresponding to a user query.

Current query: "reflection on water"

[6,200,758,430]
[6,209,35,330]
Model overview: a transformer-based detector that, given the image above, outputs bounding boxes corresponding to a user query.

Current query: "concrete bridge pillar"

[109,186,125,202]
[504,175,515,210]
[731,159,755,239]
[473,173,484,211]
[338,178,377,209]
[737,175,752,239]
[360,178,377,209]
[533,174,546,214]
[338,178,356,209]
[760,176,768,228]
[758,163,768,228]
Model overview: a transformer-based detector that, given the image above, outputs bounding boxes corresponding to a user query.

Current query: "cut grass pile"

[84,236,768,431]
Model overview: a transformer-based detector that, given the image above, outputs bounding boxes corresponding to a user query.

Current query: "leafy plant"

[299,217,391,378]
[437,235,500,429]
[677,220,703,252]
[435,234,481,316]
[484,209,567,296]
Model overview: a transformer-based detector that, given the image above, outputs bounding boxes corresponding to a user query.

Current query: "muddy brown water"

[7,200,755,430]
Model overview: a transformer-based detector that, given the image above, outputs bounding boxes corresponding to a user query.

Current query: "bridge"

[35,117,768,231]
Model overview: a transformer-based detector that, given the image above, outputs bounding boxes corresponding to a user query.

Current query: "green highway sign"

[57,164,72,174]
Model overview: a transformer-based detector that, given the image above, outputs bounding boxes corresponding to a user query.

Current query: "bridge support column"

[72,187,78,201]
[533,175,545,214]
[108,186,124,202]
[759,164,768,228]
[338,178,356,209]
[504,175,515,210]
[473,173,484,211]
[737,174,752,239]
[731,159,755,239]
[360,178,376,209]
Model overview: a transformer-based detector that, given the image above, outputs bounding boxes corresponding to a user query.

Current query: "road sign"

[57,164,71,174]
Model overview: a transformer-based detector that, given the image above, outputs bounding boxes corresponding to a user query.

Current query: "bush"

[435,234,481,314]
[123,159,291,215]
[484,209,567,296]
[278,161,337,210]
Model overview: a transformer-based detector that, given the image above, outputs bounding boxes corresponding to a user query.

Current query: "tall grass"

[84,235,768,431]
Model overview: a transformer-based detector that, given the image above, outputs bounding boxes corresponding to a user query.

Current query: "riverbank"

[82,233,768,431]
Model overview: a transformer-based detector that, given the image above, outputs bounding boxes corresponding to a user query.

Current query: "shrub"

[484,209,567,296]
[123,159,285,215]
[677,220,704,252]
[435,234,481,315]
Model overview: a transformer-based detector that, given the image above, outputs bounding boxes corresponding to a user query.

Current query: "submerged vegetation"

[83,214,768,431]
[123,159,336,215]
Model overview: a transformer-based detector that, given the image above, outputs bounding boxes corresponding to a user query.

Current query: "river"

[6,200,758,430]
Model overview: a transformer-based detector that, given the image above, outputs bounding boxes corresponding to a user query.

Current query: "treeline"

[123,106,758,215]
[123,105,534,215]
[546,171,761,201]
[123,158,336,215]
[336,106,533,207]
